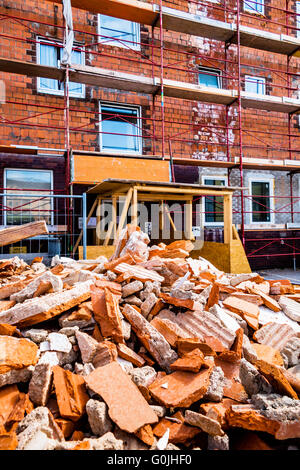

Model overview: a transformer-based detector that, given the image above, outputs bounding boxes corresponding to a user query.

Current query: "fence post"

[82,192,87,260]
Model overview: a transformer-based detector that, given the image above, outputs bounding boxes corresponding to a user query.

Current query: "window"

[250,178,274,224]
[244,0,264,15]
[98,15,140,50]
[4,169,53,226]
[198,67,222,88]
[99,103,142,154]
[37,38,85,97]
[203,177,227,225]
[297,2,300,38]
[245,75,266,94]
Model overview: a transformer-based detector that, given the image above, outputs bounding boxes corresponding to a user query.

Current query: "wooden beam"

[96,198,102,245]
[185,197,194,241]
[0,220,48,247]
[223,194,233,244]
[135,186,234,196]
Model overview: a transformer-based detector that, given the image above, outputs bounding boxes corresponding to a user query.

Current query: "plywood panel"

[72,155,170,185]
[78,245,115,260]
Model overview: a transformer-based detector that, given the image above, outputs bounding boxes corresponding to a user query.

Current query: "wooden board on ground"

[78,245,115,260]
[0,221,48,247]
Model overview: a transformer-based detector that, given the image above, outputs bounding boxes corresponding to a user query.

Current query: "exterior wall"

[0,0,300,268]
[0,0,299,160]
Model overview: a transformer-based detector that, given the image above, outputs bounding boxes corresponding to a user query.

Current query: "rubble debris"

[0,225,300,450]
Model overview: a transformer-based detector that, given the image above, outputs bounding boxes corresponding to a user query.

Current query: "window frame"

[97,14,141,51]
[296,2,300,38]
[37,37,85,98]
[201,175,228,227]
[198,66,222,89]
[3,168,54,226]
[249,176,275,225]
[99,101,143,155]
[244,0,265,15]
[244,75,266,95]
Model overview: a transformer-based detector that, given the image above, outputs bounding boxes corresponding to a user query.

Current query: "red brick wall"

[0,0,299,163]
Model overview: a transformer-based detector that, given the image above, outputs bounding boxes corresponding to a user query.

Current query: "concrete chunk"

[0,280,93,328]
[184,410,224,436]
[86,399,113,436]
[48,333,72,353]
[10,272,63,303]
[122,304,178,371]
[28,364,53,406]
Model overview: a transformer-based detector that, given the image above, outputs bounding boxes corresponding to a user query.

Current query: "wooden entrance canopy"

[85,178,241,243]
[76,179,251,273]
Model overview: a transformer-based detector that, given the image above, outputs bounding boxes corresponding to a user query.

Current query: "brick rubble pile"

[0,225,300,450]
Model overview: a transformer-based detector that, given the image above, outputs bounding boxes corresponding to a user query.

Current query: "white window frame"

[201,175,228,227]
[248,176,275,225]
[3,168,54,226]
[98,15,141,51]
[198,66,222,89]
[244,0,265,15]
[245,75,266,95]
[37,37,85,98]
[99,102,143,156]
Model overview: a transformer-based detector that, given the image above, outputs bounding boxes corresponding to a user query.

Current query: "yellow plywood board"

[78,245,115,260]
[73,155,170,185]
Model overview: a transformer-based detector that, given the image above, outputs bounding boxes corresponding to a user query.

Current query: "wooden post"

[132,187,138,226]
[223,193,233,244]
[185,197,193,240]
[96,198,102,245]
[112,195,117,241]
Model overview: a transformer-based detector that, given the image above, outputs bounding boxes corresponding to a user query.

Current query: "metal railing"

[0,192,87,261]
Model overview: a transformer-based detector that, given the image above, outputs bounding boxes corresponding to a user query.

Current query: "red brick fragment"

[52,366,89,422]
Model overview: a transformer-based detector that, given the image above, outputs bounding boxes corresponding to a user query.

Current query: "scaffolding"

[0,0,300,266]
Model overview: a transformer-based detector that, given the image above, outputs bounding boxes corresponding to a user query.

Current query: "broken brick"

[152,411,201,445]
[170,349,205,373]
[0,336,38,375]
[117,343,145,367]
[85,362,158,434]
[149,366,212,408]
[52,366,89,422]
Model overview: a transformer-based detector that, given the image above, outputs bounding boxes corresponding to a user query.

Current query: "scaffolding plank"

[46,0,300,56]
[0,221,48,247]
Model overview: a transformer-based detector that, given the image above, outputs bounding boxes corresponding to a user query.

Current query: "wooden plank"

[0,221,48,247]
[185,197,194,241]
[132,187,138,226]
[72,197,99,256]
[46,0,157,25]
[114,188,133,243]
[223,194,232,244]
[73,155,170,185]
